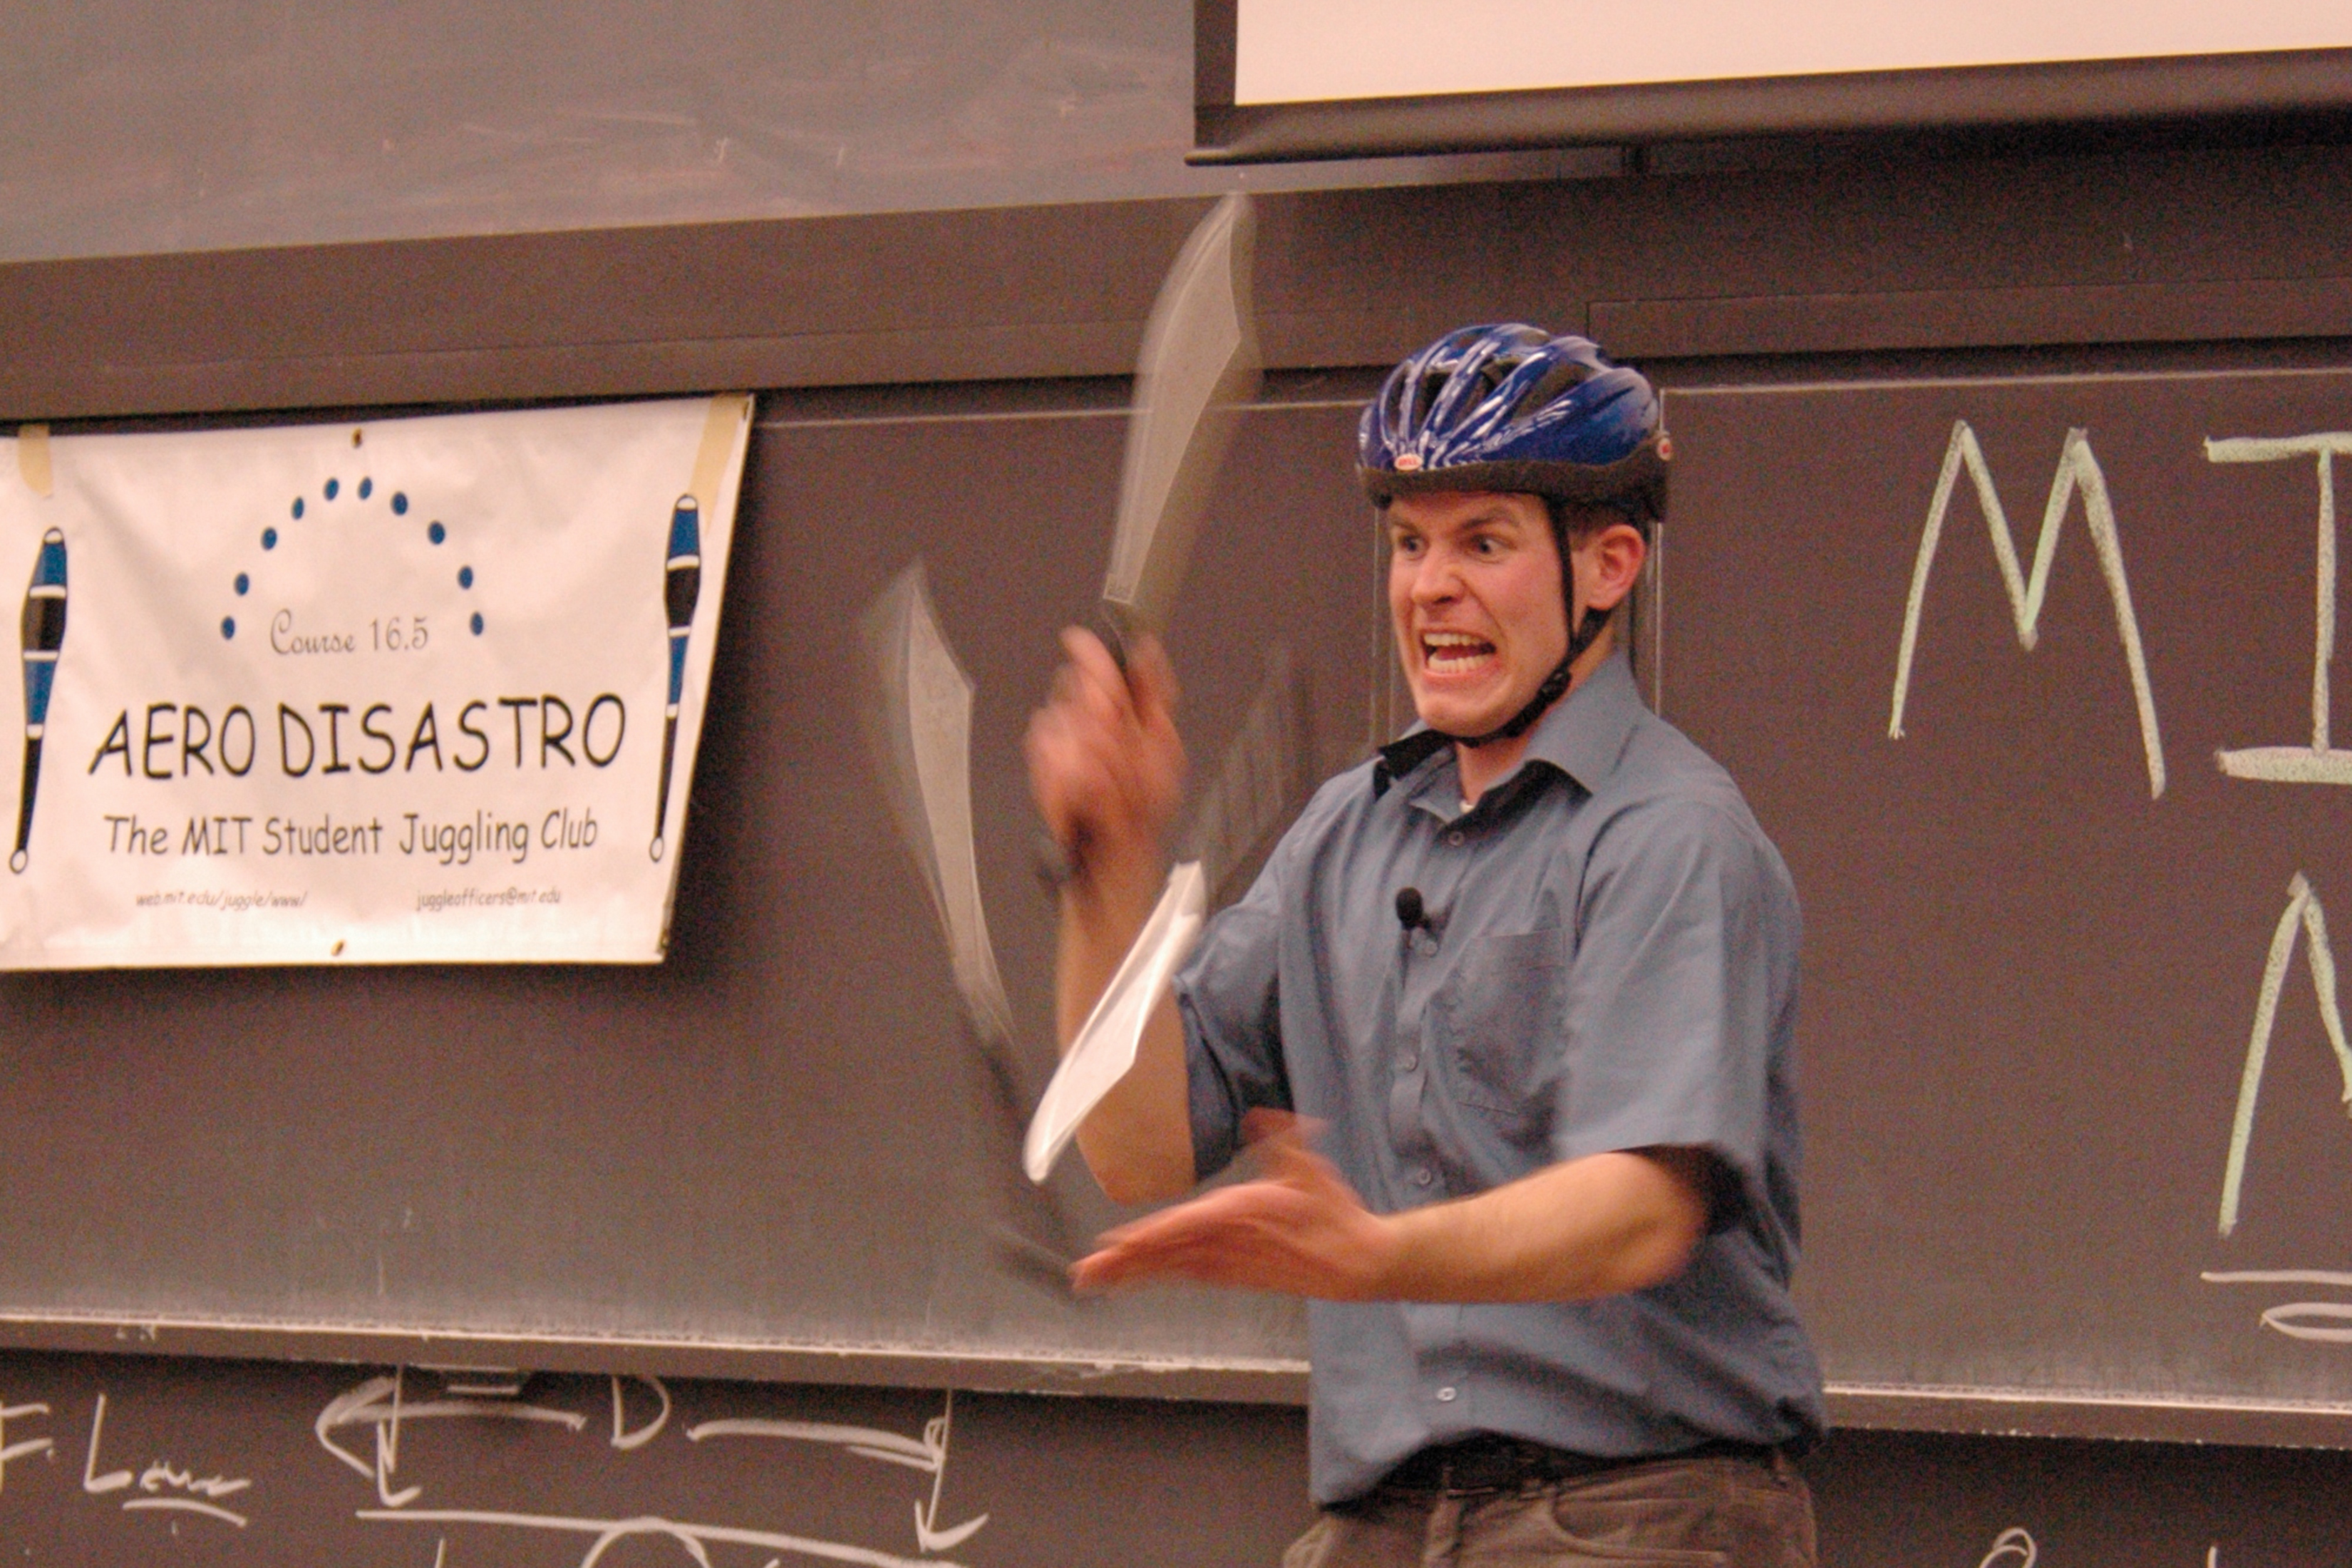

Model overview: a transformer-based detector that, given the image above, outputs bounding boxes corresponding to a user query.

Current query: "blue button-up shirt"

[1177,652,1825,1505]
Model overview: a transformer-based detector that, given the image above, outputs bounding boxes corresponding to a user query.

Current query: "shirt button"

[1400,1052,1418,1071]
[1436,1386,1458,1403]
[1446,831,1465,847]
[1413,1167,1433,1187]
[1418,935,1438,956]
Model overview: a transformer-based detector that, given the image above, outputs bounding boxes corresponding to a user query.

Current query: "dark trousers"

[1282,1449,1817,1567]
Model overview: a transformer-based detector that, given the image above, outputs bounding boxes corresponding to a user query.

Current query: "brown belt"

[1372,1434,1780,1498]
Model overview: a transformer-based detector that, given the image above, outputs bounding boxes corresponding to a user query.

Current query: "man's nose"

[1409,550,1464,604]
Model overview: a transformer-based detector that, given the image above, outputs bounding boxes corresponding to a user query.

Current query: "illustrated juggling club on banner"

[14,527,65,874]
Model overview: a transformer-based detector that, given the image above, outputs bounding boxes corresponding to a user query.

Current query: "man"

[1026,325,1824,1567]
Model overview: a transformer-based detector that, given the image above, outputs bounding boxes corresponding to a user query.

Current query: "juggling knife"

[1040,193,1262,893]
[1095,192,1261,661]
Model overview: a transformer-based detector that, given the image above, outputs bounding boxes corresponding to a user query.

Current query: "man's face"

[1386,490,1569,738]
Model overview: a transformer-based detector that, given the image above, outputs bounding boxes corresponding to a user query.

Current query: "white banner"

[0,396,751,967]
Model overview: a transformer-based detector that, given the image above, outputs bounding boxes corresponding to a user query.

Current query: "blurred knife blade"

[862,564,1080,1290]
[862,563,1016,1046]
[1098,192,1260,652]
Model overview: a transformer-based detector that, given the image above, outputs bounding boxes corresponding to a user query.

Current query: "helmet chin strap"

[1446,602,1608,748]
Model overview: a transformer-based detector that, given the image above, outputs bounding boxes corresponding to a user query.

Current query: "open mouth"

[1421,629,1497,675]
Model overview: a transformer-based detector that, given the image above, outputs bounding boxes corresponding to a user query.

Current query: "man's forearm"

[1056,860,1197,1204]
[1376,1149,1709,1302]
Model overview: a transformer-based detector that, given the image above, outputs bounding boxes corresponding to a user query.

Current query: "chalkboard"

[1658,365,2352,1426]
[0,384,1381,1396]
[11,356,2352,1443]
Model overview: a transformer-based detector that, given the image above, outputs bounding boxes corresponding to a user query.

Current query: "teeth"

[1422,631,1494,671]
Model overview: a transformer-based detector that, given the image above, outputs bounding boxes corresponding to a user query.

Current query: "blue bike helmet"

[1359,324,1668,518]
[1359,325,1670,746]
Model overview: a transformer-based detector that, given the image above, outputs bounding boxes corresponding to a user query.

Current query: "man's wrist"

[1358,1208,1429,1301]
[1061,844,1167,925]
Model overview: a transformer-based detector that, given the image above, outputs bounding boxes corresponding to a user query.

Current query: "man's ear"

[1579,522,1648,612]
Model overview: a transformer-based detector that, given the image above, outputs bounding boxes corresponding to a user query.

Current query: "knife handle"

[1033,830,1081,892]
[1038,602,1152,892]
[1093,600,1139,675]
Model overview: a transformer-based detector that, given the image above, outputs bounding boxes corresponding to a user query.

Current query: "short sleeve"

[1552,798,1797,1228]
[1175,849,1292,1182]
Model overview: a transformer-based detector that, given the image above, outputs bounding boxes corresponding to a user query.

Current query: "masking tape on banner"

[16,424,51,498]
[688,395,752,518]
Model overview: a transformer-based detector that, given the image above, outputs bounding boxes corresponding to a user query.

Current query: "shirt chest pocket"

[1430,927,1564,1120]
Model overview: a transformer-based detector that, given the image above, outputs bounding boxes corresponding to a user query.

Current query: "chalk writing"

[1979,1527,2036,1568]
[610,1371,670,1450]
[354,1506,957,1568]
[1976,1527,2227,1567]
[83,1391,251,1528]
[2202,1268,2352,1343]
[2208,435,2352,783]
[2217,874,2352,1237]
[690,1388,989,1554]
[1890,421,2166,797]
[321,1369,986,1567]
[0,1399,52,1494]
[434,1368,524,1398]
[316,1366,591,1507]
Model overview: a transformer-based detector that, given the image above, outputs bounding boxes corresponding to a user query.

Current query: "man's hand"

[1072,1113,1401,1299]
[1073,1115,1713,1303]
[1024,627,1185,899]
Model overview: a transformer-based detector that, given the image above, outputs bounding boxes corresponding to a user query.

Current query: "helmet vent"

[1515,360,1595,421]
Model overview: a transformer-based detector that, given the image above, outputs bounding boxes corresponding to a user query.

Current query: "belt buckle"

[1435,1453,1487,1495]
[1440,1436,1524,1495]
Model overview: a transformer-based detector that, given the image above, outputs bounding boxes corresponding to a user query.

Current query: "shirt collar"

[1373,651,1646,800]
